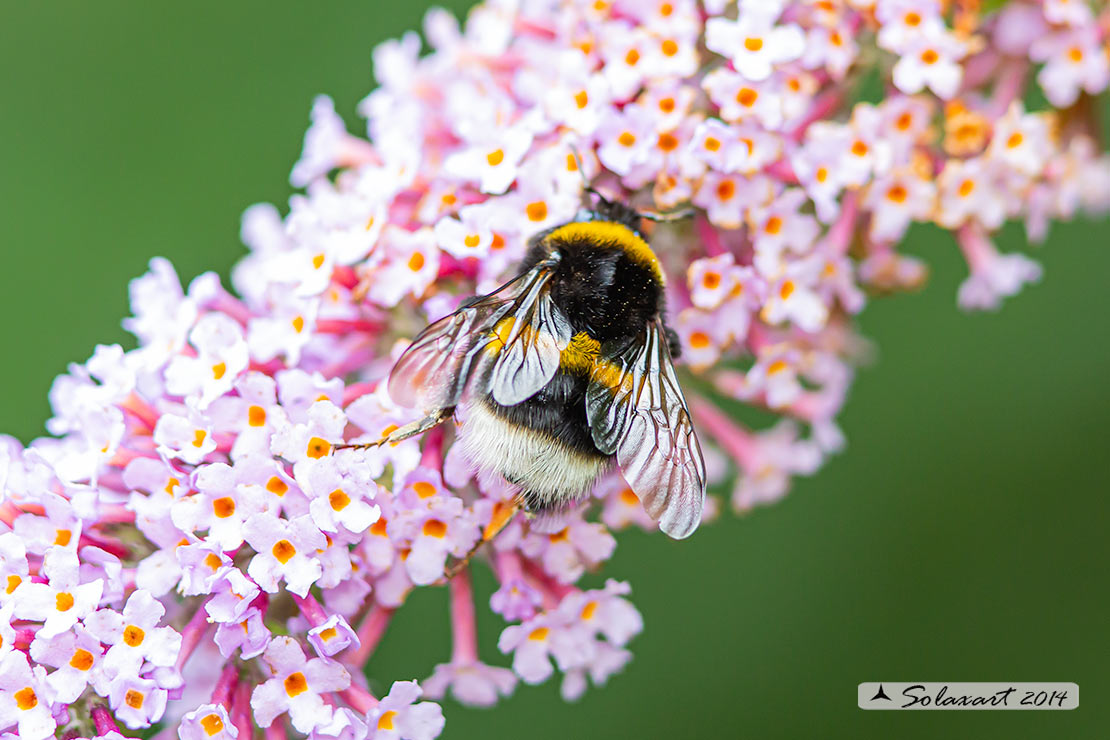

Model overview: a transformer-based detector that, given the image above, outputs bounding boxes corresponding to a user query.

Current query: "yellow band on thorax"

[548,221,664,284]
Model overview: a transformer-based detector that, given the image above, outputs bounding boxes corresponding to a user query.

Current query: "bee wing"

[486,267,573,406]
[586,319,706,539]
[387,262,570,411]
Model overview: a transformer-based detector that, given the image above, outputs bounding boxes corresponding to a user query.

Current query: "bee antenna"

[569,143,612,208]
[640,206,696,223]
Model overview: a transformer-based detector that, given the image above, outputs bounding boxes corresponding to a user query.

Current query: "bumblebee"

[365,192,705,540]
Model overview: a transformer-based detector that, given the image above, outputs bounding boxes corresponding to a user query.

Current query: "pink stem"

[291,592,328,627]
[265,722,288,740]
[347,605,395,667]
[91,705,120,735]
[174,603,212,672]
[340,683,380,713]
[120,392,160,430]
[520,558,575,610]
[315,318,383,335]
[78,533,129,560]
[988,58,1030,118]
[420,427,444,470]
[494,550,524,585]
[694,214,726,257]
[826,190,858,257]
[688,393,758,471]
[764,158,799,183]
[211,662,239,711]
[341,381,377,406]
[449,569,479,664]
[956,222,993,273]
[95,504,135,523]
[789,89,843,142]
[231,679,252,740]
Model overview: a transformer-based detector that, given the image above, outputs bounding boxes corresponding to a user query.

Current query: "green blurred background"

[2,3,1107,738]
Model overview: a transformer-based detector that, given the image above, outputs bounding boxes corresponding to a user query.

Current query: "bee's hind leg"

[335,407,454,452]
[445,498,521,579]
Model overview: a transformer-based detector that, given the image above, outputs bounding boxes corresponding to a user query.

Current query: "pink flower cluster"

[1,1,1107,738]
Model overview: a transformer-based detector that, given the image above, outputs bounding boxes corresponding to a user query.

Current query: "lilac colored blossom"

[1,1,1107,737]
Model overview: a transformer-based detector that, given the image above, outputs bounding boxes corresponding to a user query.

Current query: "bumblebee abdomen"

[458,390,611,511]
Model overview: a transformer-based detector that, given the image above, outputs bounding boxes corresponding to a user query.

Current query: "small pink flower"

[250,636,350,733]
[178,703,238,740]
[242,513,326,596]
[0,652,56,740]
[367,680,444,740]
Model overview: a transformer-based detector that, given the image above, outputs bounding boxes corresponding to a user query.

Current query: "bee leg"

[445,499,521,579]
[335,407,454,452]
